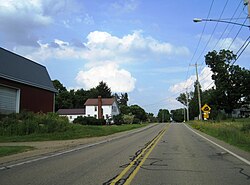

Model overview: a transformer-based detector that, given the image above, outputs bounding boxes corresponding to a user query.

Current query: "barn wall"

[0,77,54,113]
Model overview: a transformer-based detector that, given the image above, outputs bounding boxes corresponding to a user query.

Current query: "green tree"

[52,79,67,93]
[52,80,71,111]
[130,105,147,122]
[171,109,184,122]
[176,92,190,106]
[157,109,170,123]
[188,81,201,120]
[95,81,112,98]
[205,49,250,114]
[115,93,129,106]
[147,113,157,123]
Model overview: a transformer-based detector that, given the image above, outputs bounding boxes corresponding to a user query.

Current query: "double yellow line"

[111,124,169,185]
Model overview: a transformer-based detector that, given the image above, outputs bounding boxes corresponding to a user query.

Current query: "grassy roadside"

[188,119,250,152]
[0,146,35,157]
[0,124,148,142]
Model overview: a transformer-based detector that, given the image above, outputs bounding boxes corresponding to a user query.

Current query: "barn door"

[0,85,19,114]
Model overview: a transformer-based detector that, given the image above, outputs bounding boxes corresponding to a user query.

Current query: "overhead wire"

[184,0,215,90]
[192,1,247,89]
[213,0,242,50]
[143,1,249,112]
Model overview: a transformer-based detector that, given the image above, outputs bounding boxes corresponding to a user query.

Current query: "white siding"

[85,106,98,117]
[85,101,120,119]
[111,102,120,117]
[103,105,112,119]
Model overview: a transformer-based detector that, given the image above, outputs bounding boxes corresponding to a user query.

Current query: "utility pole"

[186,90,189,121]
[183,106,186,122]
[190,63,202,121]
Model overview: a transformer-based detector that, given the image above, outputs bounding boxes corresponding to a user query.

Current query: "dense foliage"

[157,109,171,122]
[0,112,69,136]
[73,116,106,125]
[53,80,112,111]
[171,109,184,122]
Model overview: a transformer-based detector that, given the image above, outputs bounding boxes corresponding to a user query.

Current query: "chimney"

[98,96,103,119]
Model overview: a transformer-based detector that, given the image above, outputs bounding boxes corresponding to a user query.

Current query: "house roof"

[0,47,57,92]
[84,98,115,106]
[57,109,86,115]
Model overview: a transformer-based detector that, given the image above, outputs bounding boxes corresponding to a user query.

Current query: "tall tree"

[188,80,201,120]
[205,49,249,114]
[95,81,112,98]
[52,79,67,93]
[114,93,129,106]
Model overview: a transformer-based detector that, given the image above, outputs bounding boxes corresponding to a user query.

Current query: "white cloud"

[14,30,190,93]
[169,67,214,93]
[75,63,136,92]
[17,30,190,63]
[0,0,54,46]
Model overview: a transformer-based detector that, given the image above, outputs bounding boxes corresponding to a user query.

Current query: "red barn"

[0,47,57,114]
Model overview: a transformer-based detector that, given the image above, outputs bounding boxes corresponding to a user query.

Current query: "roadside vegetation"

[189,118,250,152]
[0,146,34,157]
[0,112,148,142]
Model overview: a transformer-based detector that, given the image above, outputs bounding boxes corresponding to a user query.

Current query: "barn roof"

[0,47,57,92]
[84,98,115,106]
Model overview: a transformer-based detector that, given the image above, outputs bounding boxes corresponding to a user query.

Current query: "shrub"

[0,112,69,136]
[122,114,134,124]
[113,114,123,125]
[73,116,105,125]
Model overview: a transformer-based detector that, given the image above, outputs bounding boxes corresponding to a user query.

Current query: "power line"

[184,0,215,88]
[195,0,229,67]
[213,0,243,50]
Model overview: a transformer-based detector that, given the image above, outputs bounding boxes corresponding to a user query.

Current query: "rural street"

[0,123,249,185]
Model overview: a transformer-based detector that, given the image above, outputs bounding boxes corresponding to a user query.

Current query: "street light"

[193,18,250,28]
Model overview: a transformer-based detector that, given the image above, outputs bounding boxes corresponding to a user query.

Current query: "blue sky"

[1,0,249,115]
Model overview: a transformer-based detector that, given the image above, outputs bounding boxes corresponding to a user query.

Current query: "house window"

[95,106,97,111]
[106,114,109,119]
[69,116,72,119]
[112,106,117,112]
[94,114,97,118]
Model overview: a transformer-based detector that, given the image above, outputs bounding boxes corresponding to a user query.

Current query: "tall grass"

[189,119,250,152]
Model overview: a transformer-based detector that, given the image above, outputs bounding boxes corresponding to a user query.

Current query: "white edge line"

[184,123,250,166]
[0,124,157,170]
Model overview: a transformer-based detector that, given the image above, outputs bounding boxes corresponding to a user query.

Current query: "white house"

[84,96,120,119]
[57,96,120,122]
[57,108,85,122]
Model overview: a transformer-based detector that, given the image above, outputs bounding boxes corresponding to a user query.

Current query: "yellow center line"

[110,124,169,185]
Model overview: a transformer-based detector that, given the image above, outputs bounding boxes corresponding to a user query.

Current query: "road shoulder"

[184,123,250,162]
[0,123,157,165]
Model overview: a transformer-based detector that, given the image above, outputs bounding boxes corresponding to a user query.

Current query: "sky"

[1,0,250,115]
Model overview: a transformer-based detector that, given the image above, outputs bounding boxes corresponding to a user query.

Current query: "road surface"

[0,123,249,185]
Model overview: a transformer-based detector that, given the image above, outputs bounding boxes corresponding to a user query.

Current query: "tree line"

[52,80,160,124]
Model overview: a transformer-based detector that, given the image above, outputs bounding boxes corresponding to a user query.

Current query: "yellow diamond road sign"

[201,104,211,112]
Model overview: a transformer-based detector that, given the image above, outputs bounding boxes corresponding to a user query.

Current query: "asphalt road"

[0,123,249,185]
